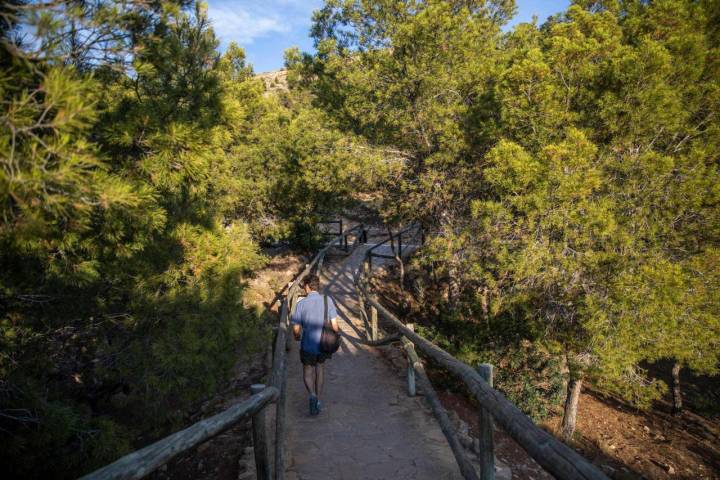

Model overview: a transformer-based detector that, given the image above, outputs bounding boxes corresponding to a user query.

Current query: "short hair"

[301,273,320,291]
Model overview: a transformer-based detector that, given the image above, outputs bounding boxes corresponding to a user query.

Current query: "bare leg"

[303,365,316,396]
[315,363,324,398]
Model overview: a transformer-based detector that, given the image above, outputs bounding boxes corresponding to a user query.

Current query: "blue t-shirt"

[291,292,338,354]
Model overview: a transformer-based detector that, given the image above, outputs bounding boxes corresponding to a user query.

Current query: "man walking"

[291,274,340,415]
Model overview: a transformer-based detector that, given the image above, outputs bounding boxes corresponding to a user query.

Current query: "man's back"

[292,292,338,354]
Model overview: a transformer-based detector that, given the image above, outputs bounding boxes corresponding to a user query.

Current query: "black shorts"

[300,349,331,366]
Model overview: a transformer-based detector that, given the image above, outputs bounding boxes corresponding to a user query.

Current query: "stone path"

[284,245,462,480]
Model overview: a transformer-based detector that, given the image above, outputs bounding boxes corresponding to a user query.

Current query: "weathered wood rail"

[80,222,365,480]
[317,219,366,252]
[353,226,609,480]
[81,222,607,480]
[366,223,420,267]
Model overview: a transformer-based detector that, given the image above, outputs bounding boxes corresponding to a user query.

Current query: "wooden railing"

[80,222,365,480]
[80,222,606,480]
[366,223,420,268]
[353,227,610,480]
[317,218,367,252]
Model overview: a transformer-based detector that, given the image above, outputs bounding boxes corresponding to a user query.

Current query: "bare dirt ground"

[372,263,720,480]
[149,250,306,480]
[543,391,720,480]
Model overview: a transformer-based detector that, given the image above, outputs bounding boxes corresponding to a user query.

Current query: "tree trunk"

[559,354,569,401]
[672,362,683,415]
[561,377,583,442]
[397,257,405,291]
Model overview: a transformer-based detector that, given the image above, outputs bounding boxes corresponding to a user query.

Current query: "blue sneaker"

[309,395,318,416]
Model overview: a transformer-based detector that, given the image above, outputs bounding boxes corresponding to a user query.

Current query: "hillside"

[256,69,289,95]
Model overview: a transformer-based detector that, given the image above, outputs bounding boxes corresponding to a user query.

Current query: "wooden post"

[274,361,289,480]
[477,364,495,480]
[405,324,416,396]
[370,305,378,341]
[356,288,370,335]
[289,286,299,313]
[284,296,294,352]
[250,384,271,480]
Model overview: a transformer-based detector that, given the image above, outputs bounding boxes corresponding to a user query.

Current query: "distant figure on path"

[291,274,340,415]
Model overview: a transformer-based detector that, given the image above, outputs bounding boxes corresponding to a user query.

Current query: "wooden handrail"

[366,224,419,257]
[79,387,279,480]
[357,280,609,480]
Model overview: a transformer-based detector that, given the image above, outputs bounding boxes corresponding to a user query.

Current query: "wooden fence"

[353,227,610,480]
[366,223,420,268]
[80,222,608,480]
[317,219,367,252]
[80,223,365,480]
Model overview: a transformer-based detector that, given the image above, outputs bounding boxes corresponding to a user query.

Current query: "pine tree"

[299,0,720,441]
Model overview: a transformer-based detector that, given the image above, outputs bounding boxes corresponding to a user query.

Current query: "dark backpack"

[319,295,341,354]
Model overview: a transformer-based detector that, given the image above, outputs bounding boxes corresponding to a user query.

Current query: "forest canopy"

[292,0,720,439]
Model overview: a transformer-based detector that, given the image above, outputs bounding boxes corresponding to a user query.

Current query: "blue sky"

[206,0,571,73]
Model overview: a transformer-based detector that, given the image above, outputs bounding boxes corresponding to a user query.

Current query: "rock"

[458,432,473,449]
[495,459,512,480]
[600,464,616,475]
[237,445,256,480]
[651,458,676,475]
[457,419,469,437]
[448,410,462,430]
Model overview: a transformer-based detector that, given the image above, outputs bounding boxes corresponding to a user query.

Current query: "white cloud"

[208,4,286,45]
[207,0,321,46]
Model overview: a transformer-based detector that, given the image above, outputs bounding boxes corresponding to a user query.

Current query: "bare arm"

[330,317,339,333]
[293,324,302,340]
